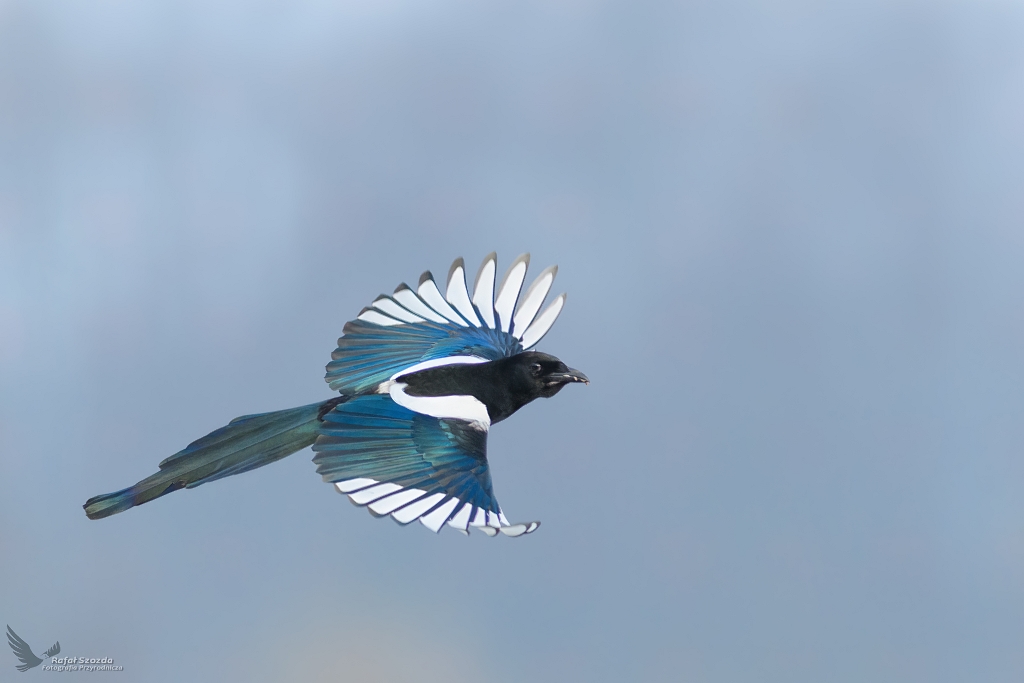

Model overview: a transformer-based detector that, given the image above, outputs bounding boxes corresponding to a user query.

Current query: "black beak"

[547,367,589,385]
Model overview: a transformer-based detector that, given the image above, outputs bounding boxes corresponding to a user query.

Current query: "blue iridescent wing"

[325,253,567,395]
[326,319,519,395]
[312,395,539,537]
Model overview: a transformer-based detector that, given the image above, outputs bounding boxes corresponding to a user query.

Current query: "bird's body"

[400,352,581,423]
[84,253,586,536]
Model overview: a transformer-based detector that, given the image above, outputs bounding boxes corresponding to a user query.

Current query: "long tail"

[84,399,341,520]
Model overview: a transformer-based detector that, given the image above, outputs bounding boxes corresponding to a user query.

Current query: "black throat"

[398,357,541,424]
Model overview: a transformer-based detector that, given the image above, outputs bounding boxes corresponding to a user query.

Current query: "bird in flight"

[6,625,60,672]
[84,253,587,537]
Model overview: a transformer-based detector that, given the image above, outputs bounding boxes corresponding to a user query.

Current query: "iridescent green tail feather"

[84,401,332,520]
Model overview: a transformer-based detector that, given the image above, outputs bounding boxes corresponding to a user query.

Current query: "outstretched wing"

[6,626,42,672]
[325,253,566,395]
[43,642,60,658]
[312,395,538,537]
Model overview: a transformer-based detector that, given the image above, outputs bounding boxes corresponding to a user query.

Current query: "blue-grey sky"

[2,1,1023,681]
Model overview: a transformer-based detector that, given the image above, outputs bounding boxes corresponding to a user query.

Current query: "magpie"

[84,253,587,537]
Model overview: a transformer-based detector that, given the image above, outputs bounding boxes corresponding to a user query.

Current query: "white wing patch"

[513,265,557,337]
[495,254,530,333]
[334,479,540,537]
[349,482,402,505]
[393,285,450,323]
[369,488,426,515]
[372,296,426,323]
[446,259,482,326]
[472,253,496,329]
[335,478,377,493]
[500,522,539,537]
[420,497,460,532]
[418,275,467,326]
[448,502,473,531]
[388,383,491,429]
[357,253,565,353]
[357,309,403,326]
[392,493,446,524]
[519,293,566,350]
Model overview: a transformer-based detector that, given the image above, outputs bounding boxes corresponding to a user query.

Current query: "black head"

[512,351,589,399]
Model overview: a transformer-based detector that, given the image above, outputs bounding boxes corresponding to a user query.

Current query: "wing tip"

[513,264,560,337]
[499,253,531,287]
[473,252,498,291]
[447,256,466,286]
[520,292,567,349]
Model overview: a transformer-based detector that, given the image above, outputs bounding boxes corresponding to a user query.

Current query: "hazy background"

[2,0,1024,681]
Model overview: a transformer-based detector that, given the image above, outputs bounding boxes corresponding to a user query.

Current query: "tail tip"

[83,489,136,520]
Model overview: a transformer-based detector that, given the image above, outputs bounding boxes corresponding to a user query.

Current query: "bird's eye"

[530,363,543,375]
